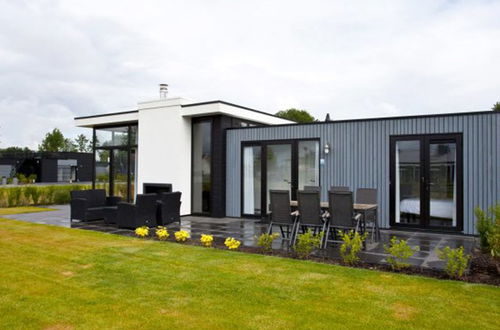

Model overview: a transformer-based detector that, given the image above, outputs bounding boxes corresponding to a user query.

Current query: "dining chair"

[295,190,327,247]
[356,188,379,241]
[267,190,298,245]
[324,190,362,247]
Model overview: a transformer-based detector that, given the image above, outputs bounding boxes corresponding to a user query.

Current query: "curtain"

[452,163,457,227]
[395,143,400,223]
[243,147,254,214]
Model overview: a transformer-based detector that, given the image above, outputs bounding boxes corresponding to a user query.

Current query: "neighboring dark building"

[0,151,92,183]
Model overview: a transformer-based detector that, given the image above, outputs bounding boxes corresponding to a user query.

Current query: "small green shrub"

[475,206,494,250]
[28,174,37,183]
[339,230,367,265]
[488,217,500,258]
[384,236,419,270]
[16,173,29,184]
[436,246,470,278]
[257,233,280,253]
[294,230,323,259]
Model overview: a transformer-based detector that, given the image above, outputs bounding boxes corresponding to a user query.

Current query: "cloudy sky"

[1,0,499,148]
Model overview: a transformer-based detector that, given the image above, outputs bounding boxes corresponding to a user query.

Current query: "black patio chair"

[295,190,327,247]
[157,191,182,226]
[356,188,379,241]
[324,190,362,247]
[330,186,349,192]
[267,190,298,244]
[117,193,159,229]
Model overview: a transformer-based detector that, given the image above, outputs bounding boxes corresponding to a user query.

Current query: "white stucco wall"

[137,98,193,215]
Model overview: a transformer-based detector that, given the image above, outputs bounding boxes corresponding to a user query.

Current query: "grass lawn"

[0,218,499,329]
[0,206,56,216]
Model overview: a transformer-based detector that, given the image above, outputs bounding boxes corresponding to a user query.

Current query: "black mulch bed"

[132,233,500,286]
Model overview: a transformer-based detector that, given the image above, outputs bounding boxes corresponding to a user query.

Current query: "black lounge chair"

[356,188,379,241]
[117,193,159,229]
[295,190,327,247]
[70,189,122,222]
[267,190,298,244]
[324,191,362,247]
[157,191,182,226]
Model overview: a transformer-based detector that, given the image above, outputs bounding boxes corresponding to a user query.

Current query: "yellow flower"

[156,226,169,240]
[174,230,190,242]
[224,237,241,250]
[200,234,214,247]
[135,226,149,238]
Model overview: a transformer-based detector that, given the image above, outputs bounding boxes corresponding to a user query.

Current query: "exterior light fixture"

[324,142,331,155]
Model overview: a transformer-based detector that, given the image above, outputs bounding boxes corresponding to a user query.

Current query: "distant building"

[0,151,92,183]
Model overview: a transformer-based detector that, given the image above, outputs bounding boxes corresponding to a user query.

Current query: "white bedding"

[399,198,454,219]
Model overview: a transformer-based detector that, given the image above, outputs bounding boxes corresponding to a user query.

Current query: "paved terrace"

[5,205,477,270]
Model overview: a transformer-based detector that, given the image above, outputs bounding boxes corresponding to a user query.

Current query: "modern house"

[75,94,499,235]
[0,151,92,183]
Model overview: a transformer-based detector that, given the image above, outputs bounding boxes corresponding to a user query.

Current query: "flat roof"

[226,110,497,130]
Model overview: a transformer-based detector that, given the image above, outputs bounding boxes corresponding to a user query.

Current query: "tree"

[492,102,500,112]
[74,134,92,152]
[275,108,315,123]
[38,128,68,152]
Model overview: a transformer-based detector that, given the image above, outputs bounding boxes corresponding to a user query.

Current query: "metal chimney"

[159,84,168,99]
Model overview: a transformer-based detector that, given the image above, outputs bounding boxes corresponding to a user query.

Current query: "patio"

[5,205,477,271]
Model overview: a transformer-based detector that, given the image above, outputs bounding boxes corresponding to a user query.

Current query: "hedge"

[0,184,91,208]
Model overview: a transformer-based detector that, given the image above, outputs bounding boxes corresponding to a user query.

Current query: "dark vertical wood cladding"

[210,116,232,217]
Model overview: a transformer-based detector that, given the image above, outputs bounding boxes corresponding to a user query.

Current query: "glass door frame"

[389,133,463,232]
[240,138,320,219]
[92,124,138,202]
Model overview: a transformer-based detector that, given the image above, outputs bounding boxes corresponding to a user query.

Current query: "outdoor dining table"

[289,201,380,241]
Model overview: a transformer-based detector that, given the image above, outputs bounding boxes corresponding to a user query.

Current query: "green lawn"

[0,218,499,329]
[0,206,56,216]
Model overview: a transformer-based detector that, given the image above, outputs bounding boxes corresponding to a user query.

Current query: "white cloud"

[0,0,499,147]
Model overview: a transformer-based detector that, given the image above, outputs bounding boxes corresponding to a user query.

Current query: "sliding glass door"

[241,139,319,217]
[266,144,293,212]
[242,146,262,215]
[390,134,462,230]
[192,120,212,214]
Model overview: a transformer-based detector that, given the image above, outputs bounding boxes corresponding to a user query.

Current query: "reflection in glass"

[395,140,421,224]
[113,149,128,199]
[130,149,137,201]
[95,126,129,147]
[298,141,320,190]
[243,146,262,215]
[429,142,456,227]
[192,121,211,213]
[95,150,110,194]
[266,144,292,212]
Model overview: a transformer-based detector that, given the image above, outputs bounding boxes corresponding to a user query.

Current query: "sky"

[0,0,499,148]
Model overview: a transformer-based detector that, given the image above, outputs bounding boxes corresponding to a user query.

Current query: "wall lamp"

[324,142,331,155]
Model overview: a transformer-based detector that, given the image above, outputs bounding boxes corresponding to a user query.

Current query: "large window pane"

[266,144,292,212]
[129,149,137,201]
[298,140,319,190]
[243,146,261,215]
[95,126,128,147]
[429,142,456,227]
[113,149,128,198]
[192,121,211,213]
[395,140,421,224]
[95,150,110,194]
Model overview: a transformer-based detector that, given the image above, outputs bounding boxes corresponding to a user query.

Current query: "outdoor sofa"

[70,189,122,222]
